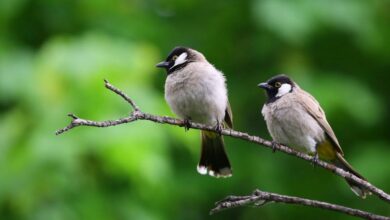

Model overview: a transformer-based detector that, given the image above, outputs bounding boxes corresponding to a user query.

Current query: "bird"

[258,74,369,198]
[156,46,233,178]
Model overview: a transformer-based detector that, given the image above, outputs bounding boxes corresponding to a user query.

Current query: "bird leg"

[214,120,223,136]
[182,118,191,132]
[271,141,279,153]
[311,151,319,167]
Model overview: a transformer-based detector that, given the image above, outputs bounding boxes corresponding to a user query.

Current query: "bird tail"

[334,152,370,198]
[197,131,232,178]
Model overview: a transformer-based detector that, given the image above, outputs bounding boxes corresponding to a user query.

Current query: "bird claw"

[214,121,223,136]
[311,152,319,167]
[182,119,191,132]
[271,141,279,153]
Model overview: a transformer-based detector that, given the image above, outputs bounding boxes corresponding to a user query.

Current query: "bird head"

[156,46,206,75]
[258,74,295,102]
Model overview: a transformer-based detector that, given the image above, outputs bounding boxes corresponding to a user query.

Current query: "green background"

[1,0,389,219]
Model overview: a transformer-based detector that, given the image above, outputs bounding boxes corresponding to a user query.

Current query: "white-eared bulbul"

[259,74,369,198]
[156,47,233,178]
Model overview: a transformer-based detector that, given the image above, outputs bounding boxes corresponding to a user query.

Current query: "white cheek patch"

[171,52,188,69]
[276,83,292,97]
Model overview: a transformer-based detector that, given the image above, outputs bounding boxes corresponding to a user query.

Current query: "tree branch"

[211,190,390,220]
[56,80,390,219]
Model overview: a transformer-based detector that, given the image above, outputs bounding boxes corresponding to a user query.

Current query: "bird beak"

[258,82,271,90]
[156,61,170,68]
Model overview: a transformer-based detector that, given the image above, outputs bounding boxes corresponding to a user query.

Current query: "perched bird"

[156,46,233,178]
[258,74,369,198]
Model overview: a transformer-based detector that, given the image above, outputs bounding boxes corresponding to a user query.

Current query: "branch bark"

[211,190,390,220]
[56,80,390,219]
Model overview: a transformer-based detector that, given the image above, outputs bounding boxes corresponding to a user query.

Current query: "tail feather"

[198,131,232,178]
[334,153,370,198]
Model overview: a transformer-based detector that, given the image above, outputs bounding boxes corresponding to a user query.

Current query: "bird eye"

[172,55,178,61]
[275,82,282,88]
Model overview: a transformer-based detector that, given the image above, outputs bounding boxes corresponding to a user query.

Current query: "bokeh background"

[1,0,389,219]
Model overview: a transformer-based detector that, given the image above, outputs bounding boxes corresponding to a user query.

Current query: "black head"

[258,74,295,103]
[156,46,200,75]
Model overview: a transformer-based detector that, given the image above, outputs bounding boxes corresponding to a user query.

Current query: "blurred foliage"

[0,0,389,219]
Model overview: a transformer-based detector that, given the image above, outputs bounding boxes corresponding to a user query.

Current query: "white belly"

[165,62,227,125]
[262,95,325,154]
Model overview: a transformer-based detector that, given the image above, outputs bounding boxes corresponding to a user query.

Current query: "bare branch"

[211,190,390,220]
[55,80,390,218]
[55,113,137,135]
[104,79,140,111]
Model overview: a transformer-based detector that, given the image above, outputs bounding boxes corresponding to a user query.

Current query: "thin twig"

[55,80,390,219]
[104,79,140,111]
[210,190,390,220]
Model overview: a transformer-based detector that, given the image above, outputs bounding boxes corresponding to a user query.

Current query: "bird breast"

[261,93,325,154]
[164,62,227,125]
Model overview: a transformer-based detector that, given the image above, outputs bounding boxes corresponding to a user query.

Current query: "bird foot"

[214,120,223,136]
[271,141,279,153]
[311,153,319,167]
[182,119,191,132]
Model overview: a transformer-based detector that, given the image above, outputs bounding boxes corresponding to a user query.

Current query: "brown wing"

[296,88,344,155]
[224,101,233,129]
